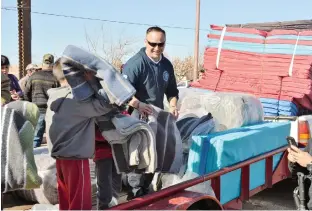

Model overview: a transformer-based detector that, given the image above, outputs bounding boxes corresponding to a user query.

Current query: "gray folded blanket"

[1,101,42,193]
[101,114,157,174]
[60,45,136,106]
[101,106,183,175]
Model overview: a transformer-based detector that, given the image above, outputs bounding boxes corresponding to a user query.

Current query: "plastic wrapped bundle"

[179,92,264,130]
[161,171,215,197]
[163,87,212,112]
[14,147,97,206]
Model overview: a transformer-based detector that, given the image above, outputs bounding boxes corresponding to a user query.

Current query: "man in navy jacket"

[123,26,179,199]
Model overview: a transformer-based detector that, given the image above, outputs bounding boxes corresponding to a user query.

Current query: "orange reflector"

[300,134,310,139]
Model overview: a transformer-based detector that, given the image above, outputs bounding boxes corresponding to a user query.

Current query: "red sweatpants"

[56,159,92,210]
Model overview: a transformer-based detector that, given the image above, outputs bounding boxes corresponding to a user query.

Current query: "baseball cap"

[42,54,54,65]
[26,64,41,71]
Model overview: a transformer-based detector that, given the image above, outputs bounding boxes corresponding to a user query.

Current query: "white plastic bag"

[161,171,215,197]
[179,91,264,130]
[31,204,59,210]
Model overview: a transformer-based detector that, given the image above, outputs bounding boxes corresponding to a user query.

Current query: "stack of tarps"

[187,121,291,204]
[178,91,264,131]
[14,146,98,207]
[260,98,298,116]
[192,24,312,116]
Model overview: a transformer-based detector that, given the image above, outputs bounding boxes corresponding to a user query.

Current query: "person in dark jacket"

[24,54,59,147]
[1,55,23,100]
[288,140,312,209]
[122,26,179,199]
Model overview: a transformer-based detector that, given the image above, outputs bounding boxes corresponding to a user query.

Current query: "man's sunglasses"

[147,41,165,48]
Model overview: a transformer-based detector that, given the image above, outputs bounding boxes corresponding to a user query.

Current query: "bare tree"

[85,25,137,71]
[171,54,204,82]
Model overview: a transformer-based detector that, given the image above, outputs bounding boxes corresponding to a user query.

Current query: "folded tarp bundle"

[204,48,312,78]
[260,98,299,116]
[187,121,291,204]
[191,25,312,114]
[178,91,264,131]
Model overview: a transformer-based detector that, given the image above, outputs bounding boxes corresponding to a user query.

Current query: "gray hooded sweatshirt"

[45,86,116,159]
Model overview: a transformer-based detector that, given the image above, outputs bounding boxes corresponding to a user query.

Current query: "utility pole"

[193,0,200,81]
[17,0,31,78]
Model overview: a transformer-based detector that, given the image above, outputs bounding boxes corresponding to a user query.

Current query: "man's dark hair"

[146,26,166,36]
[1,55,10,66]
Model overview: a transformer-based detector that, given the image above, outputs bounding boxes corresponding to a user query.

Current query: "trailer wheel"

[186,198,223,210]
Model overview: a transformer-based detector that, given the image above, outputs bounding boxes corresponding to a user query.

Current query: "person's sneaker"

[126,188,146,201]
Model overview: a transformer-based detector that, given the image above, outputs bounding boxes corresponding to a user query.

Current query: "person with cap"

[1,55,23,101]
[24,54,59,148]
[19,63,41,93]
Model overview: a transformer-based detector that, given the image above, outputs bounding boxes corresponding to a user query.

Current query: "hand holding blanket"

[100,105,183,174]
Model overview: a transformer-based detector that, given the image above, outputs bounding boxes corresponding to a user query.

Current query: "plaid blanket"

[101,106,183,174]
[100,114,157,174]
[1,101,42,193]
[60,45,136,106]
[148,106,183,174]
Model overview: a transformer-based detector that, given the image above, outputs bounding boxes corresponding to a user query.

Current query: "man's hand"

[138,102,153,115]
[169,106,179,119]
[288,145,312,167]
[287,147,296,163]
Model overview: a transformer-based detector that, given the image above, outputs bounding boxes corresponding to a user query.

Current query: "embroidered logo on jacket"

[163,71,169,82]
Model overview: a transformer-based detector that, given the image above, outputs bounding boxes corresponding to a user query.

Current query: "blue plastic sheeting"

[262,104,278,110]
[187,121,291,204]
[279,110,297,116]
[207,39,312,55]
[264,112,278,116]
[263,107,278,114]
[209,30,265,39]
[266,35,312,41]
[260,98,298,116]
[260,98,279,105]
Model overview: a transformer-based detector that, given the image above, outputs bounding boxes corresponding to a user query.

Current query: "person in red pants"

[94,110,128,209]
[46,59,116,210]
[56,159,92,210]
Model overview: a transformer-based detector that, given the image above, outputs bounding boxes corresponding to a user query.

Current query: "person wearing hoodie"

[288,140,312,209]
[122,26,179,199]
[1,55,23,101]
[45,59,117,210]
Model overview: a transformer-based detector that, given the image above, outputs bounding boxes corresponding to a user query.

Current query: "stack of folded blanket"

[191,25,312,116]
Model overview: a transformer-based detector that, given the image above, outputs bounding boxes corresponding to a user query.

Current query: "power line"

[2,7,211,31]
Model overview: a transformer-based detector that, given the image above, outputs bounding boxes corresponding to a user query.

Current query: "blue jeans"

[33,113,46,148]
